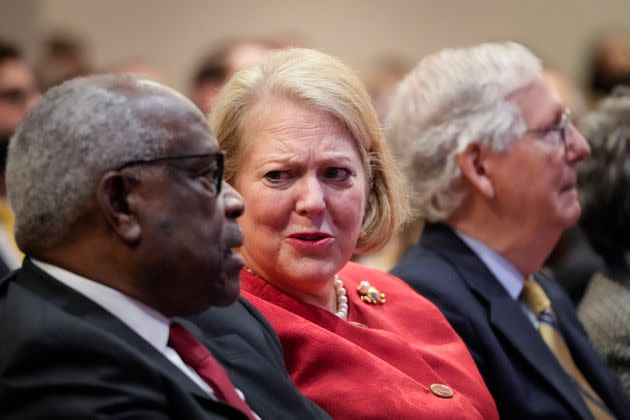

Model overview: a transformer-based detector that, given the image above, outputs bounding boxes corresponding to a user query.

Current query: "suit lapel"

[14,260,226,406]
[421,224,592,419]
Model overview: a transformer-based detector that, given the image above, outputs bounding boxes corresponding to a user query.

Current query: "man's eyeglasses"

[525,109,572,151]
[115,152,224,196]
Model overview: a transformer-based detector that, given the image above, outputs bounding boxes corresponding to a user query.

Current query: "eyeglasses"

[525,109,572,151]
[116,152,224,196]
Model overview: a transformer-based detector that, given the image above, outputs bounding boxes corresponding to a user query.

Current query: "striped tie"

[521,278,614,420]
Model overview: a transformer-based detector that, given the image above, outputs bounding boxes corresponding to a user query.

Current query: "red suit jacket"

[241,261,499,419]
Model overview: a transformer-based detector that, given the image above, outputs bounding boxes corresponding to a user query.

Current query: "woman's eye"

[323,167,351,181]
[264,170,291,182]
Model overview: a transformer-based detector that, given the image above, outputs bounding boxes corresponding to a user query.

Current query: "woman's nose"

[295,176,326,216]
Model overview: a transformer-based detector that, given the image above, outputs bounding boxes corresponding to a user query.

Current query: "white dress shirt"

[455,230,539,327]
[31,258,217,399]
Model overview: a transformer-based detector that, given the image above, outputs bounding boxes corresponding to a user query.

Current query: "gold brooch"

[357,281,386,304]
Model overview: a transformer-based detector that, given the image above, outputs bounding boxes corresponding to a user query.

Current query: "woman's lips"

[287,233,334,251]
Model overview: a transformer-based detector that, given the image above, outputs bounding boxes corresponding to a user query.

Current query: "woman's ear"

[457,142,495,199]
[96,171,142,243]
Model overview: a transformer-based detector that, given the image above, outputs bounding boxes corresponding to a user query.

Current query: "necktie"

[521,278,614,420]
[0,199,23,259]
[168,323,256,419]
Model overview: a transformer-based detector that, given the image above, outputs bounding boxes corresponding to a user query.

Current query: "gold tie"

[0,199,23,259]
[521,278,614,420]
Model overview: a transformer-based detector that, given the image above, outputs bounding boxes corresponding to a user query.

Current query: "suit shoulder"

[392,245,467,294]
[187,296,277,341]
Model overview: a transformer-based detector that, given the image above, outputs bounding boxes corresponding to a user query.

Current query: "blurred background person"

[388,42,628,419]
[586,29,630,107]
[211,47,499,419]
[577,85,630,401]
[363,55,413,123]
[108,57,164,83]
[35,32,92,91]
[0,39,38,277]
[190,37,281,116]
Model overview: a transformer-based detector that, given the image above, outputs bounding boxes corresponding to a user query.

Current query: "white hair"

[6,74,180,252]
[386,42,542,221]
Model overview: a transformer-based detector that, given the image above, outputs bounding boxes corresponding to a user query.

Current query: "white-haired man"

[0,74,330,419]
[389,42,628,419]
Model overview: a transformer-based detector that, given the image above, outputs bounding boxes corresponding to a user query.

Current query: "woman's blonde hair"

[211,48,408,253]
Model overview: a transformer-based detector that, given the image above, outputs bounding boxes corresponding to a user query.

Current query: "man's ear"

[457,142,495,199]
[96,172,142,243]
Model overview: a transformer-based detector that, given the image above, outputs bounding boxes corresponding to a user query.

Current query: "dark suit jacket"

[0,259,329,419]
[186,300,331,420]
[391,223,629,420]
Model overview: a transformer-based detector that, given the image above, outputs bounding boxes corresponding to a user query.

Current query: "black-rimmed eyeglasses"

[115,152,224,196]
[526,109,572,151]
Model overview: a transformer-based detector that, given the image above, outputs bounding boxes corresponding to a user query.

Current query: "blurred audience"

[190,37,280,115]
[108,57,164,83]
[363,55,413,123]
[0,40,38,277]
[586,29,630,107]
[211,47,499,419]
[35,33,92,91]
[577,86,630,401]
[0,74,329,419]
[388,42,628,419]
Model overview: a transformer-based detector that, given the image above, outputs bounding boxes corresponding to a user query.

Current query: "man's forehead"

[508,78,562,126]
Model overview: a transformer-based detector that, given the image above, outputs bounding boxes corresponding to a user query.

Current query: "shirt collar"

[455,230,525,300]
[31,258,171,354]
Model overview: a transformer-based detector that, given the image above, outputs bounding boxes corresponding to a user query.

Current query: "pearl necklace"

[246,266,348,319]
[333,274,348,319]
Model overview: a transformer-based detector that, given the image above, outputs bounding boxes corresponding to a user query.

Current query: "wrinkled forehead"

[508,77,563,127]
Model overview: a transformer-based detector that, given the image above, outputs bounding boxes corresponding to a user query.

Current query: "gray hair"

[386,42,542,221]
[6,74,181,252]
[578,86,630,255]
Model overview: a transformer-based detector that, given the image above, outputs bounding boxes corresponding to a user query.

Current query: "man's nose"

[222,182,244,219]
[565,125,591,163]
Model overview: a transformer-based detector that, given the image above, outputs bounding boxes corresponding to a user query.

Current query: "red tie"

[168,323,256,419]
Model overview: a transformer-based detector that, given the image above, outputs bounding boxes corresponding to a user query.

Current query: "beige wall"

[3,0,630,93]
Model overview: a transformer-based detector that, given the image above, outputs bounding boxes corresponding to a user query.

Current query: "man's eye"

[323,167,351,181]
[543,128,562,143]
[196,167,219,190]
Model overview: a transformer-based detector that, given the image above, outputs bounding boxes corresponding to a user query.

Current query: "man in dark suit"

[387,42,628,419]
[0,74,329,419]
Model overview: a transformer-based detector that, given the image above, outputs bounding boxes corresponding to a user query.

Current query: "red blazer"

[241,261,498,420]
